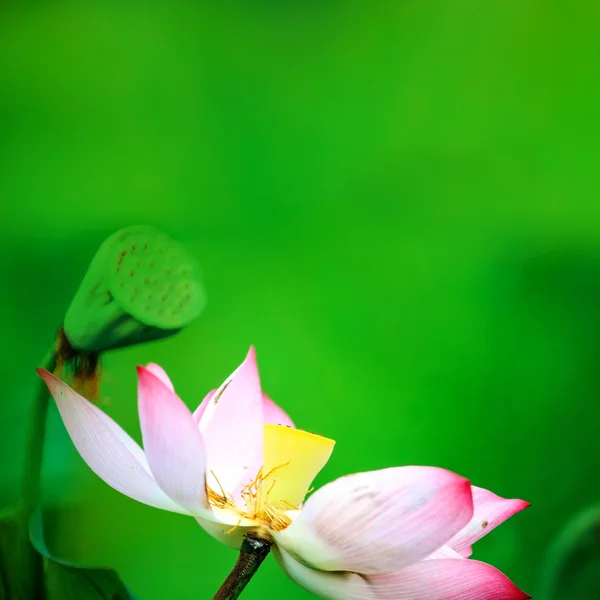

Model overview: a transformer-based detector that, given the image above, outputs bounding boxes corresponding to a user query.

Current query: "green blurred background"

[1,1,599,598]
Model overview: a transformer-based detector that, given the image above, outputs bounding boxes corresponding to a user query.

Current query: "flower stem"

[22,349,57,513]
[212,534,272,600]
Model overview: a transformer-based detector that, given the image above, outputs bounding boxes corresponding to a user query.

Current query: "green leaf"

[30,509,137,600]
[0,505,43,600]
[43,564,133,600]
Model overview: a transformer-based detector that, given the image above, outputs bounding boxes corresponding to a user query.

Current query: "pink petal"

[274,466,473,574]
[368,560,531,600]
[262,392,295,427]
[144,363,175,392]
[137,366,210,516]
[275,548,530,600]
[460,546,473,558]
[198,347,264,497]
[193,390,215,425]
[195,515,254,550]
[229,391,296,501]
[194,390,294,428]
[427,546,464,560]
[447,486,529,554]
[37,369,186,514]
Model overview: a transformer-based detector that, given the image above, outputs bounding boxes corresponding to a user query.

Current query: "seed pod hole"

[107,226,205,329]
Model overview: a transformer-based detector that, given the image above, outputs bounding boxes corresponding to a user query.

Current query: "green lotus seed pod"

[63,226,206,352]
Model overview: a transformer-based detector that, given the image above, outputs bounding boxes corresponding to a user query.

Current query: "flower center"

[207,424,335,532]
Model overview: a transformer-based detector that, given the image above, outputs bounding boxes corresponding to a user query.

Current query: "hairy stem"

[22,349,57,513]
[212,534,272,600]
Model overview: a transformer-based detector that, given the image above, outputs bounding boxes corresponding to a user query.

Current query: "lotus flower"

[38,348,530,599]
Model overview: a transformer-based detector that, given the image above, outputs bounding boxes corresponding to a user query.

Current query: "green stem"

[212,534,272,600]
[22,350,57,513]
[536,504,600,600]
[12,349,58,600]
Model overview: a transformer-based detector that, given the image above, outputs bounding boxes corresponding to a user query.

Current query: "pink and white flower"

[38,347,530,599]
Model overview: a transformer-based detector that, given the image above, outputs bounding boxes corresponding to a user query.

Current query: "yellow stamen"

[224,519,243,535]
[206,470,237,510]
[205,424,336,533]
